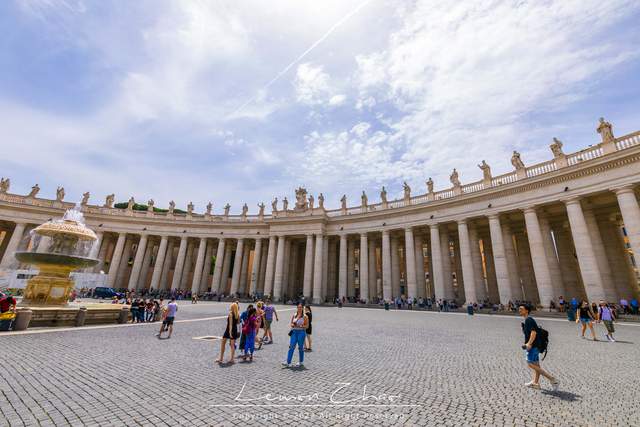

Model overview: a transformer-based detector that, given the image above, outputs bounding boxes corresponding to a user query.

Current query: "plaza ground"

[0,302,638,426]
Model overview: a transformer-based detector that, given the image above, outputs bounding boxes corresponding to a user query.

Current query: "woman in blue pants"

[282,303,308,368]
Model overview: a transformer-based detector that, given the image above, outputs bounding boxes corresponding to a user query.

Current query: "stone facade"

[1,121,640,306]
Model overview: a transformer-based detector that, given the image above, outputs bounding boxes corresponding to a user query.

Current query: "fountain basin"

[15,252,98,269]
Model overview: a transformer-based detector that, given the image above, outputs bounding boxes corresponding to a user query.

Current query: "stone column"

[191,238,208,294]
[230,238,245,295]
[553,225,582,299]
[414,234,426,299]
[171,236,188,291]
[359,233,369,302]
[488,215,513,304]
[263,236,277,296]
[273,236,287,301]
[614,186,640,267]
[382,230,392,300]
[322,236,329,300]
[200,241,214,291]
[160,239,175,290]
[403,228,417,300]
[469,226,486,302]
[250,238,263,295]
[116,237,134,288]
[501,222,523,300]
[564,199,607,302]
[523,208,555,307]
[258,242,268,294]
[390,236,400,298]
[128,234,148,289]
[107,233,127,288]
[600,218,636,299]
[95,234,111,273]
[429,225,445,301]
[220,245,233,294]
[303,234,315,298]
[539,217,565,299]
[150,236,168,290]
[481,236,500,303]
[288,242,299,299]
[179,240,195,290]
[327,239,338,300]
[515,232,539,302]
[239,246,250,295]
[456,220,477,303]
[347,239,356,297]
[0,222,27,269]
[138,241,154,289]
[338,234,348,299]
[368,238,377,300]
[313,234,324,303]
[88,231,104,263]
[211,238,226,293]
[440,229,454,300]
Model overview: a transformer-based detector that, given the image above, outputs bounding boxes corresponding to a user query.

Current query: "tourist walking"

[242,307,259,362]
[239,304,253,355]
[576,300,597,341]
[255,301,265,350]
[282,303,308,367]
[157,297,177,339]
[519,304,559,390]
[304,305,313,351]
[261,299,279,344]
[597,300,616,342]
[216,302,240,364]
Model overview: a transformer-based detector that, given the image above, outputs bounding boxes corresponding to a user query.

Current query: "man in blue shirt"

[519,304,559,390]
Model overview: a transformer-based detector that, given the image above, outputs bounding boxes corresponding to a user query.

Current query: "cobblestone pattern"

[0,302,638,426]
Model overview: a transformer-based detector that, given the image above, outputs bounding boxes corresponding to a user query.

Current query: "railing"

[1,129,639,221]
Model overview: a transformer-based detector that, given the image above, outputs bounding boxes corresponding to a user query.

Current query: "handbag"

[288,329,293,337]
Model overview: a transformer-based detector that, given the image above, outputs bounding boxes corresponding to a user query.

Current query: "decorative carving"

[0,177,10,194]
[28,184,40,198]
[127,197,135,210]
[550,137,564,157]
[224,203,231,217]
[426,177,434,193]
[168,200,175,215]
[81,191,90,206]
[478,160,491,181]
[597,117,614,143]
[271,197,278,213]
[294,187,308,210]
[241,203,248,217]
[309,194,314,210]
[403,181,411,200]
[450,169,461,187]
[258,202,265,218]
[340,194,347,211]
[282,197,288,211]
[187,202,194,215]
[380,186,387,204]
[206,202,212,215]
[318,193,325,210]
[511,151,525,170]
[55,186,65,202]
[104,194,114,208]
[147,199,154,212]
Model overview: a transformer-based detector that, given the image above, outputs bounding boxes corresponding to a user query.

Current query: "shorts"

[265,319,272,330]
[163,316,175,326]
[525,347,540,364]
[579,317,592,324]
[603,320,615,333]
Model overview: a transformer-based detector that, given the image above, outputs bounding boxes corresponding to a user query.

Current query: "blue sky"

[1,0,639,213]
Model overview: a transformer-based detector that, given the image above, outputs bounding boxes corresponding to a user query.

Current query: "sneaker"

[524,381,541,389]
[604,334,611,342]
[610,337,616,342]
[550,379,559,391]
[281,361,290,367]
[293,362,301,368]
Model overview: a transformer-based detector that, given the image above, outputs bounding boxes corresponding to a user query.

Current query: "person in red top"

[242,307,259,362]
[0,293,17,314]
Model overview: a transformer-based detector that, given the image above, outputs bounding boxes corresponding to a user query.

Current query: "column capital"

[522,206,539,214]
[360,232,368,238]
[456,219,467,225]
[561,196,582,206]
[382,229,390,236]
[429,223,439,230]
[611,184,636,196]
[487,213,501,221]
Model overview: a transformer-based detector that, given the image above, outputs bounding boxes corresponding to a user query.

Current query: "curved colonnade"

[1,121,640,307]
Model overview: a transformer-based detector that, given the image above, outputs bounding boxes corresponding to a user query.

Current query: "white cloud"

[328,94,347,106]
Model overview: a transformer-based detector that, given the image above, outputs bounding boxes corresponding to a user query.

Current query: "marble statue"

[511,151,525,170]
[168,200,175,214]
[295,187,308,210]
[283,197,289,211]
[340,194,347,210]
[28,184,40,198]
[206,202,212,215]
[426,177,434,193]
[309,194,314,210]
[597,117,614,143]
[127,197,135,210]
[241,203,248,216]
[81,191,90,205]
[0,177,10,194]
[56,186,65,202]
[147,199,154,212]
[478,160,491,181]
[104,194,114,208]
[258,202,265,217]
[187,202,194,215]
[550,137,564,157]
[224,203,231,216]
[361,191,368,207]
[403,181,411,199]
[318,193,325,209]
[450,169,461,187]
[271,197,278,213]
[380,186,387,204]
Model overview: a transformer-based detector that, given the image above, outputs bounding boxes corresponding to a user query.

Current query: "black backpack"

[536,325,549,360]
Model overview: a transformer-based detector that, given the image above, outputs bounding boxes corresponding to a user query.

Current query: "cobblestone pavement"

[0,302,638,426]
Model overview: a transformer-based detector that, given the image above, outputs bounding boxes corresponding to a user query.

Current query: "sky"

[1,0,639,213]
